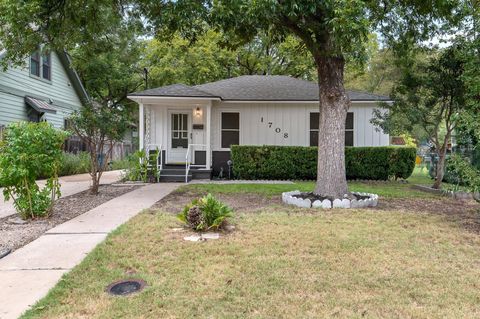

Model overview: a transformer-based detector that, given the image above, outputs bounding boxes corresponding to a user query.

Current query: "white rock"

[298,198,311,208]
[287,190,301,196]
[312,200,322,208]
[321,199,332,209]
[287,196,297,205]
[350,199,360,208]
[171,228,184,232]
[365,198,374,207]
[332,198,344,208]
[357,200,365,208]
[202,233,220,240]
[184,235,202,242]
[341,199,351,208]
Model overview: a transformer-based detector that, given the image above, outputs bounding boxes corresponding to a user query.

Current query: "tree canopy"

[0,0,471,197]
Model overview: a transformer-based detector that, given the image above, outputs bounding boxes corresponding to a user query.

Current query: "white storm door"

[167,111,191,163]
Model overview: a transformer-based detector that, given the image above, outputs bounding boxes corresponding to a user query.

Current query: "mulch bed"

[0,184,141,254]
[292,192,370,202]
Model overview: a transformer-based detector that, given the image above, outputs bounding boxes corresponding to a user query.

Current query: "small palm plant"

[178,193,233,231]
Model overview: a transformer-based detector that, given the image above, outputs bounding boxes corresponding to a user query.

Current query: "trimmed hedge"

[231,145,416,181]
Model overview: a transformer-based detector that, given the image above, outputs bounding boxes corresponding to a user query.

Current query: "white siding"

[211,101,389,150]
[145,100,389,152]
[0,91,27,125]
[0,52,83,128]
[147,102,210,148]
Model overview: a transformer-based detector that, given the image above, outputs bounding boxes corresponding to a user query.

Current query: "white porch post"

[139,103,144,151]
[206,101,212,169]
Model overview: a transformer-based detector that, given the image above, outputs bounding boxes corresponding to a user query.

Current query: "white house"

[127,75,390,181]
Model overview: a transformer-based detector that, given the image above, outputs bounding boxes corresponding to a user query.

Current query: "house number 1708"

[260,117,289,138]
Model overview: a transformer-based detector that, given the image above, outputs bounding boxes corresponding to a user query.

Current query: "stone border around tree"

[282,190,378,209]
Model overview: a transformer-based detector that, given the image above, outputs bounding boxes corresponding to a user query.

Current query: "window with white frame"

[30,51,40,77]
[221,112,239,148]
[30,49,51,81]
[310,112,354,146]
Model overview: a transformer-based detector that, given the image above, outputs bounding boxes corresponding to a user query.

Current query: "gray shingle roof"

[130,75,390,101]
[129,84,218,98]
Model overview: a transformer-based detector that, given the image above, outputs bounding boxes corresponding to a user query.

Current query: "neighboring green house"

[0,48,88,134]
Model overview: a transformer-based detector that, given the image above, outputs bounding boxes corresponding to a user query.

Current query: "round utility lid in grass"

[106,279,146,296]
[0,248,11,259]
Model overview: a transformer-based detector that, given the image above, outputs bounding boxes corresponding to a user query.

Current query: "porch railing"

[185,144,207,183]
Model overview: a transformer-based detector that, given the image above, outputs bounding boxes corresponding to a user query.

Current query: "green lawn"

[182,167,435,199]
[21,171,480,319]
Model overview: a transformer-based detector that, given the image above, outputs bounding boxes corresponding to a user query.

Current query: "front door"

[167,111,191,163]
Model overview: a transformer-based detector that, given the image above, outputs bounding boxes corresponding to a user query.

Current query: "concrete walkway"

[0,183,179,319]
[0,170,124,219]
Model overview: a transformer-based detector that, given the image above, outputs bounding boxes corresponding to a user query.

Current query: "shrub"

[178,194,233,231]
[58,152,91,176]
[121,150,148,182]
[38,152,91,178]
[111,158,130,170]
[445,154,480,201]
[231,145,416,181]
[0,122,67,219]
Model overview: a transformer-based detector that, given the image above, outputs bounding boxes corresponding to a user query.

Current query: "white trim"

[139,103,144,151]
[221,100,392,104]
[127,96,221,102]
[206,102,212,169]
[166,109,192,164]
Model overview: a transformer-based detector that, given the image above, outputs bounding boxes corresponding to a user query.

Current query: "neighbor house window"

[345,112,354,147]
[310,112,354,147]
[30,52,40,77]
[42,52,51,80]
[30,49,51,81]
[221,112,239,148]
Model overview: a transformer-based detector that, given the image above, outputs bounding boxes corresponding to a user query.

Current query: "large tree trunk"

[313,55,350,198]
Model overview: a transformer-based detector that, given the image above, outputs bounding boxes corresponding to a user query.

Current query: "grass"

[182,167,436,199]
[20,168,480,318]
[23,209,480,319]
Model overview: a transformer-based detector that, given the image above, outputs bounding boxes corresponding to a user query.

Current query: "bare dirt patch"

[374,197,480,233]
[152,189,279,214]
[0,184,141,254]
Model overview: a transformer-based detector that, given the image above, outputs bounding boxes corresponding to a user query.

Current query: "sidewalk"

[0,170,124,219]
[0,182,180,319]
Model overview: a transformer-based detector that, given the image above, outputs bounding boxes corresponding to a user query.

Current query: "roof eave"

[56,51,90,105]
[127,95,221,101]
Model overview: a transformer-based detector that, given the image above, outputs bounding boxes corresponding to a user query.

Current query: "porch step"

[160,174,192,183]
[161,168,187,175]
[157,166,212,182]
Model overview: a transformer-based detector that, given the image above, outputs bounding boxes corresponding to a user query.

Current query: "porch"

[136,97,215,182]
